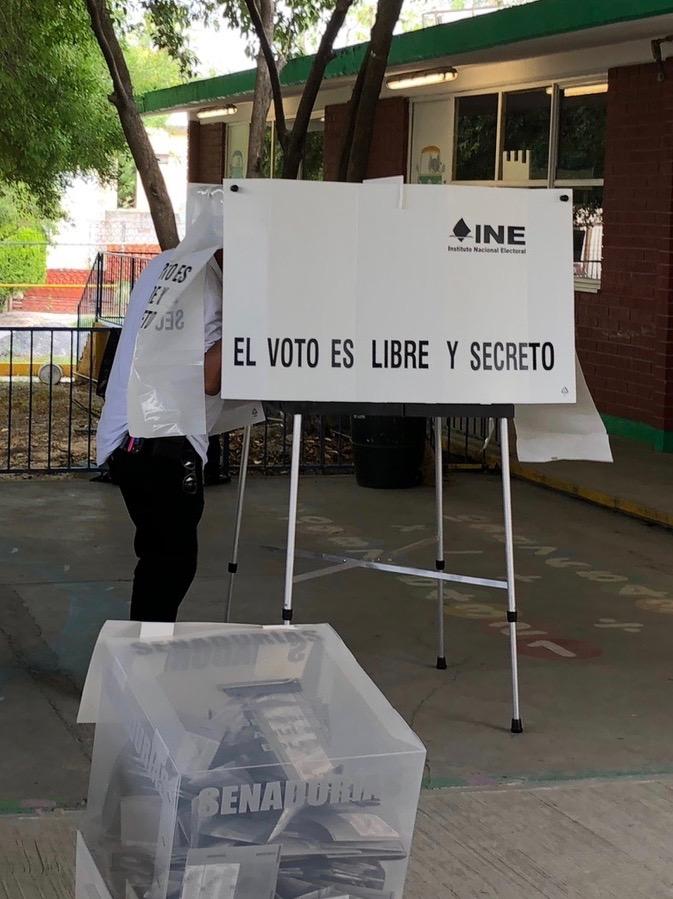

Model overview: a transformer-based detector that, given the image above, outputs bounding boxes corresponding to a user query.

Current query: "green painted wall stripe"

[602,414,673,452]
[141,0,673,113]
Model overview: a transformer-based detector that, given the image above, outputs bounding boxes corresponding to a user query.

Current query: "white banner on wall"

[221,180,576,406]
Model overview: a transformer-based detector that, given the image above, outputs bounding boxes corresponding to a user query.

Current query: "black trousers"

[109,438,205,622]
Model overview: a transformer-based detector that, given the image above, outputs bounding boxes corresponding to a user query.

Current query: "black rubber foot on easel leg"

[511,718,524,734]
[436,656,447,670]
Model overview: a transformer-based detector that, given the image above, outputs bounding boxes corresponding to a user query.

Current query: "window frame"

[264,117,325,180]
[447,77,607,291]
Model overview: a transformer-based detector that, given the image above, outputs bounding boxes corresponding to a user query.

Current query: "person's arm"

[203,255,223,396]
[204,339,222,396]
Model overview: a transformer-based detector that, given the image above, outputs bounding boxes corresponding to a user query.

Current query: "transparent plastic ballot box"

[77,622,426,899]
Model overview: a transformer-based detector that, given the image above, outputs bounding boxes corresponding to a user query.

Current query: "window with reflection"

[454,93,498,181]
[557,85,607,181]
[261,123,324,180]
[503,88,551,181]
[302,129,324,181]
[572,186,603,282]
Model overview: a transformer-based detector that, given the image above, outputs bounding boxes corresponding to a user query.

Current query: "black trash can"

[351,415,426,489]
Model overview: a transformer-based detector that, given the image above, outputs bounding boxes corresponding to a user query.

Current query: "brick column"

[187,122,226,183]
[324,97,409,181]
[577,60,673,449]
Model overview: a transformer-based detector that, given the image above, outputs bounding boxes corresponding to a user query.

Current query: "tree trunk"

[337,47,370,182]
[281,0,355,179]
[343,0,405,183]
[84,0,179,250]
[342,0,408,496]
[245,0,355,180]
[246,0,275,178]
[243,0,287,150]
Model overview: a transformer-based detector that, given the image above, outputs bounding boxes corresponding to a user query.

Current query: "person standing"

[96,250,224,623]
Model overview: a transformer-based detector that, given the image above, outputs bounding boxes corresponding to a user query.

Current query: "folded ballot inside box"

[77,623,426,899]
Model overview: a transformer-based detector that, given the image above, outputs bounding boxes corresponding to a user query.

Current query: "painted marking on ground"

[519,637,602,660]
[443,512,673,619]
[595,618,644,634]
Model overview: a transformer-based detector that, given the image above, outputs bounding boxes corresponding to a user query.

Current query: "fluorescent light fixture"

[563,83,608,97]
[387,67,458,91]
[547,83,608,97]
[197,105,238,121]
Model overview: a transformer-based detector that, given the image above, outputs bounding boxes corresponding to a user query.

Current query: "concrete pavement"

[457,428,673,529]
[3,470,673,895]
[7,776,673,898]
[3,471,673,802]
[513,434,673,529]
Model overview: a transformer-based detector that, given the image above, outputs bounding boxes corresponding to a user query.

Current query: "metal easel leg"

[225,425,252,623]
[500,418,523,734]
[283,414,303,626]
[434,417,447,670]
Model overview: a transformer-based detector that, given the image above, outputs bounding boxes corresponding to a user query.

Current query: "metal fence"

[0,327,105,473]
[224,413,354,475]
[77,252,156,328]
[0,325,357,474]
[3,236,497,475]
[0,325,493,475]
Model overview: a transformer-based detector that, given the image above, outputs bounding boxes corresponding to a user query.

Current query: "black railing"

[77,252,156,329]
[0,325,355,474]
[0,325,492,475]
[447,415,499,466]
[76,255,102,330]
[6,250,497,475]
[0,327,106,473]
[225,413,354,475]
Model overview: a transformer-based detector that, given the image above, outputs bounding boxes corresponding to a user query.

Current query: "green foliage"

[127,0,335,73]
[0,182,49,304]
[124,30,185,96]
[116,154,138,207]
[114,33,186,207]
[0,183,53,234]
[302,130,324,181]
[0,0,126,214]
[0,227,47,305]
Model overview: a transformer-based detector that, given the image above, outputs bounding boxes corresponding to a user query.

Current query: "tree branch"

[243,0,287,150]
[282,0,356,179]
[337,43,370,181]
[85,0,131,104]
[247,0,275,177]
[84,0,179,249]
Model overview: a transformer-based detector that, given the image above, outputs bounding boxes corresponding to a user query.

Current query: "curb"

[510,463,673,531]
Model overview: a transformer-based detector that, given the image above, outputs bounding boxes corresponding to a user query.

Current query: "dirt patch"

[225,415,353,473]
[0,389,352,475]
[0,379,102,471]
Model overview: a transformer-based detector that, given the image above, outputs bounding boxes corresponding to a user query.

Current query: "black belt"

[119,435,195,461]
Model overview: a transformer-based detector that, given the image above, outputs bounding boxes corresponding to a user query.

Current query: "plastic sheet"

[127,185,263,438]
[515,357,613,462]
[127,225,220,438]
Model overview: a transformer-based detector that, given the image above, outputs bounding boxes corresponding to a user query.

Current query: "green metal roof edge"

[140,0,673,114]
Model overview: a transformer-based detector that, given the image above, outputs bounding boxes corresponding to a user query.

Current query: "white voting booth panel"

[220,180,576,406]
[78,623,425,899]
[218,180,578,736]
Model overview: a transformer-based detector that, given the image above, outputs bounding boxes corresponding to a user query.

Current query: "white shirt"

[96,249,223,467]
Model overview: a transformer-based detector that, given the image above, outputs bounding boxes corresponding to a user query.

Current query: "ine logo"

[449,217,527,255]
[452,218,472,242]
